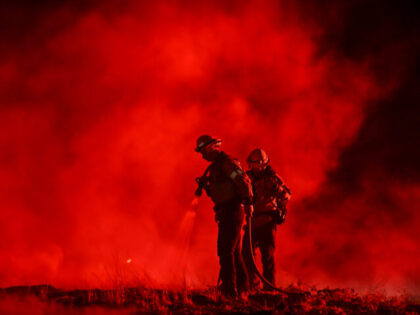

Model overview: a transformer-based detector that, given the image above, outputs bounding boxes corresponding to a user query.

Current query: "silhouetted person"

[195,135,253,298]
[242,149,291,290]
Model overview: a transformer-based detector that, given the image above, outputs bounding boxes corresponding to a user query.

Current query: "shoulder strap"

[266,166,292,195]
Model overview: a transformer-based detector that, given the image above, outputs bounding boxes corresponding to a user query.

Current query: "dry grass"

[1,284,419,314]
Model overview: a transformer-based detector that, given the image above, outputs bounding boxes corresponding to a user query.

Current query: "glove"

[194,187,202,197]
[244,204,254,218]
[274,208,287,225]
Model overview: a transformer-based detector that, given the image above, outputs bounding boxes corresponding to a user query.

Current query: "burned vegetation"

[1,284,419,314]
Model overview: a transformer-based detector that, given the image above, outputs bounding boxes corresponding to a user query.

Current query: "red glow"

[0,0,418,297]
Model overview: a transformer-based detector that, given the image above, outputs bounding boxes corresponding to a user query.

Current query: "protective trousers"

[216,202,248,297]
[242,223,276,288]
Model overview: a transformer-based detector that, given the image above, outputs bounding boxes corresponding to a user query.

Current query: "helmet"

[247,148,269,165]
[195,135,222,152]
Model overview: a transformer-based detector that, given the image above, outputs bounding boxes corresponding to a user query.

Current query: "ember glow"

[0,0,418,298]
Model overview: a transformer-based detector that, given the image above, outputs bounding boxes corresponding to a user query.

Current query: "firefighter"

[194,135,254,298]
[242,148,291,291]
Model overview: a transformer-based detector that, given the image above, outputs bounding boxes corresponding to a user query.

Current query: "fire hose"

[245,214,283,292]
[195,171,285,293]
[216,213,284,293]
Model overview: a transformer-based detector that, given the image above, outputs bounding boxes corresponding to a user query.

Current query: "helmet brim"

[195,139,222,152]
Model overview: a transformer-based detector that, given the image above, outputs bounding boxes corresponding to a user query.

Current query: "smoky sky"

[0,0,419,295]
[292,0,420,295]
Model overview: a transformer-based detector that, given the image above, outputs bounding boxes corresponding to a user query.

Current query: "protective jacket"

[205,151,253,207]
[200,151,252,296]
[247,166,290,228]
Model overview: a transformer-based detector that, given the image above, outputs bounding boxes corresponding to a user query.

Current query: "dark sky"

[314,0,420,181]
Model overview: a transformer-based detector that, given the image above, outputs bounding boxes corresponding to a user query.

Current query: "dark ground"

[1,285,419,314]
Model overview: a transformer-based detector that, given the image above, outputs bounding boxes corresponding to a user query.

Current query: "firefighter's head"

[247,148,269,172]
[195,134,222,161]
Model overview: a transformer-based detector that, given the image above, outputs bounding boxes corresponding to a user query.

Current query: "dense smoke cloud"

[0,0,418,295]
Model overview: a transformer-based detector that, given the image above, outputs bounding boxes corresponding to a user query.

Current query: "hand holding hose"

[245,204,254,218]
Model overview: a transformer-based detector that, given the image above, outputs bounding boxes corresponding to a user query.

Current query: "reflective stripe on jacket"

[207,151,253,207]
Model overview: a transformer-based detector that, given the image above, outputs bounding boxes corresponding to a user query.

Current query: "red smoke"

[0,0,418,296]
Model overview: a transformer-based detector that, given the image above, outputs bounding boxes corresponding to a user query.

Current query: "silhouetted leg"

[217,206,244,297]
[242,227,259,289]
[234,222,249,294]
[259,225,276,286]
[217,220,236,297]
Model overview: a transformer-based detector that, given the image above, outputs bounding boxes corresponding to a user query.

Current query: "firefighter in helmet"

[242,148,291,290]
[194,135,254,298]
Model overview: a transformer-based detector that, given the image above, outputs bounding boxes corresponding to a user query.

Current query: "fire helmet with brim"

[247,148,270,165]
[195,135,222,152]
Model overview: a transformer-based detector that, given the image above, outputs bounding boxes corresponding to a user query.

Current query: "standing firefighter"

[194,135,254,298]
[243,148,291,290]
